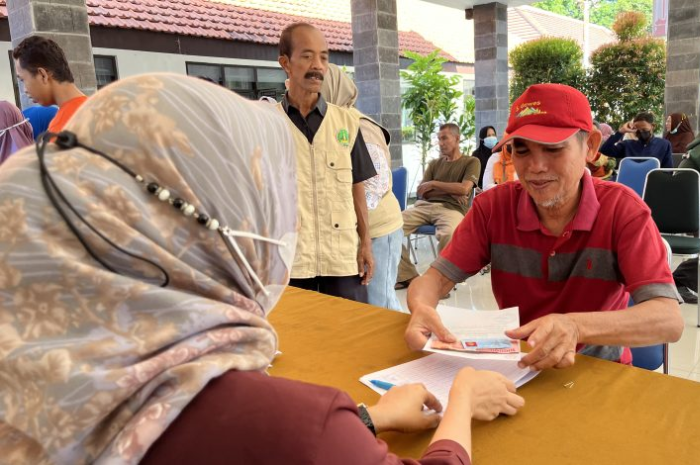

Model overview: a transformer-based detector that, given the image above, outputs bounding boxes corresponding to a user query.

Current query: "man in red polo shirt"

[404,84,684,370]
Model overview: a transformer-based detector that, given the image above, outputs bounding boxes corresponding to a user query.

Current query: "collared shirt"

[433,172,678,339]
[282,94,376,184]
[600,132,673,168]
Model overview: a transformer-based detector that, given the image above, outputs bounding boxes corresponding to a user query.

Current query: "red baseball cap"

[492,83,593,152]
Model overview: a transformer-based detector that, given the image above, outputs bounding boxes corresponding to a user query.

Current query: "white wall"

[95,47,283,79]
[0,43,287,105]
[0,42,16,104]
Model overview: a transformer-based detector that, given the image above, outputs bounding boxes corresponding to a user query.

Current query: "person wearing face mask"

[0,100,34,165]
[472,126,497,188]
[599,112,673,168]
[482,132,519,190]
[664,112,695,154]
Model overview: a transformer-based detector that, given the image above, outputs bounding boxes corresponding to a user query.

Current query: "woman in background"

[0,100,33,165]
[665,112,695,153]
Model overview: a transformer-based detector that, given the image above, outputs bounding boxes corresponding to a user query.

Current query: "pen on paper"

[369,379,396,391]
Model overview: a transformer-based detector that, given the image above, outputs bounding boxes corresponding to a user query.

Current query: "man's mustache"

[305,72,324,81]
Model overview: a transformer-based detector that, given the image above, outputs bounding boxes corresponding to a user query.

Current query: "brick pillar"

[7,0,96,109]
[351,0,403,167]
[473,2,509,137]
[665,0,700,134]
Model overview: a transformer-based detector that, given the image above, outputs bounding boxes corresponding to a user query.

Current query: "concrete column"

[665,0,700,135]
[350,0,403,167]
[473,2,509,137]
[7,0,96,109]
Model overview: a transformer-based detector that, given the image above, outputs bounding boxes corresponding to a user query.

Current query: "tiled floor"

[395,237,700,382]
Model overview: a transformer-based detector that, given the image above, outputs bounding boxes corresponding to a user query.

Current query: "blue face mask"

[483,136,498,149]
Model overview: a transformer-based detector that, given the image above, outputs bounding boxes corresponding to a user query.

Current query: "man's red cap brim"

[492,125,581,153]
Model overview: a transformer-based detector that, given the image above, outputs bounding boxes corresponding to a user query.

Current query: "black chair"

[642,168,700,326]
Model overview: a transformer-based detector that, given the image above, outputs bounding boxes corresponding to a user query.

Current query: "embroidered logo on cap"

[337,129,350,147]
[516,101,547,118]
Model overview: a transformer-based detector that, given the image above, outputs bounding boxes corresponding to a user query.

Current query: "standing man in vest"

[277,23,376,303]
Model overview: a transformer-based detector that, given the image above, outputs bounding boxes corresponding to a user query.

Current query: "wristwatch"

[357,403,376,436]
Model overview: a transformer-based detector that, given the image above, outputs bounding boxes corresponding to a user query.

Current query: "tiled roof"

[509,6,616,52]
[0,0,454,61]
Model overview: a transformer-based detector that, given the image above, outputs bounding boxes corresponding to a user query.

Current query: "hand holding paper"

[423,306,522,361]
[506,313,580,370]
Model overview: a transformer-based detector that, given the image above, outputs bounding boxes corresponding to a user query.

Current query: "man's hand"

[405,303,456,350]
[619,121,635,134]
[417,181,435,198]
[366,383,443,434]
[451,194,470,208]
[357,242,374,285]
[505,314,580,370]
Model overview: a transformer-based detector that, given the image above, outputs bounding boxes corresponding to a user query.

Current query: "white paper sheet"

[360,353,538,410]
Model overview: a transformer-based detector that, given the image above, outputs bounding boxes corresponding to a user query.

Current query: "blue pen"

[370,379,396,391]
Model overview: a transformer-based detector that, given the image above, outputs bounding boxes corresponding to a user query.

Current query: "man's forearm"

[429,181,471,196]
[352,183,371,243]
[407,268,455,314]
[569,297,683,347]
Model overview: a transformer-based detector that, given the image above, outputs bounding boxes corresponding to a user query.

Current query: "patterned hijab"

[0,100,34,165]
[0,74,297,464]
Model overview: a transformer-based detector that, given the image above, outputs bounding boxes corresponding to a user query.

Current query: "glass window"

[186,63,223,85]
[94,56,118,89]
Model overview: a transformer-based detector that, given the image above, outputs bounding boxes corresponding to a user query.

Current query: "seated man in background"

[599,112,673,168]
[12,36,88,133]
[405,84,683,370]
[395,123,480,289]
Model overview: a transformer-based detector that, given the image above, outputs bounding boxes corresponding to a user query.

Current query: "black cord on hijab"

[36,131,171,287]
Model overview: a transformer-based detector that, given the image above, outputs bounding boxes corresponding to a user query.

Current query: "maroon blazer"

[142,371,471,465]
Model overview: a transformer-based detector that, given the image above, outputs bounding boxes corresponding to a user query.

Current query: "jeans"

[367,227,403,312]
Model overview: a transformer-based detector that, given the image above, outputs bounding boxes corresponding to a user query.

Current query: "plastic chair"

[643,168,700,327]
[617,157,660,197]
[630,237,672,374]
[409,225,437,264]
[391,167,408,212]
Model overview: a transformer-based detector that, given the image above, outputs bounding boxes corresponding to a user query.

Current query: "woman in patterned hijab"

[0,73,297,463]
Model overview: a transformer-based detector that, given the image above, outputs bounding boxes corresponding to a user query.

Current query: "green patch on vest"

[336,129,350,147]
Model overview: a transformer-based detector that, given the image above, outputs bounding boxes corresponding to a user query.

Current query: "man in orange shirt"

[12,36,88,134]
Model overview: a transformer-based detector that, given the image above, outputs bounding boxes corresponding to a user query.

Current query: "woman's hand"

[450,367,525,420]
[366,384,443,434]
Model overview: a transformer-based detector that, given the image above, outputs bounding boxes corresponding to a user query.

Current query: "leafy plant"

[509,37,586,103]
[457,95,476,155]
[401,50,462,173]
[586,11,665,127]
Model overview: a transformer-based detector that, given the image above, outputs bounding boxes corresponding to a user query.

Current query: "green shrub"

[587,11,665,127]
[509,37,585,103]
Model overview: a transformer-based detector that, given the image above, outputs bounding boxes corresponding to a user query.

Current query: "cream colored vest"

[278,102,360,278]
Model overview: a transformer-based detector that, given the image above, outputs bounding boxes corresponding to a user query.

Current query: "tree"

[457,95,476,155]
[401,51,462,173]
[509,37,586,103]
[586,11,665,128]
[532,0,582,20]
[533,0,653,30]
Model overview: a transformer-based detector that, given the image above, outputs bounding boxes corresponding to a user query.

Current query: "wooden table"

[269,287,700,464]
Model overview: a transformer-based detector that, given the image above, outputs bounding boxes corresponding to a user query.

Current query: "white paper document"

[422,305,522,361]
[360,353,538,409]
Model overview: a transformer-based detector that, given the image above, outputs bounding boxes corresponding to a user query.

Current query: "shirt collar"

[516,171,600,233]
[282,93,327,116]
